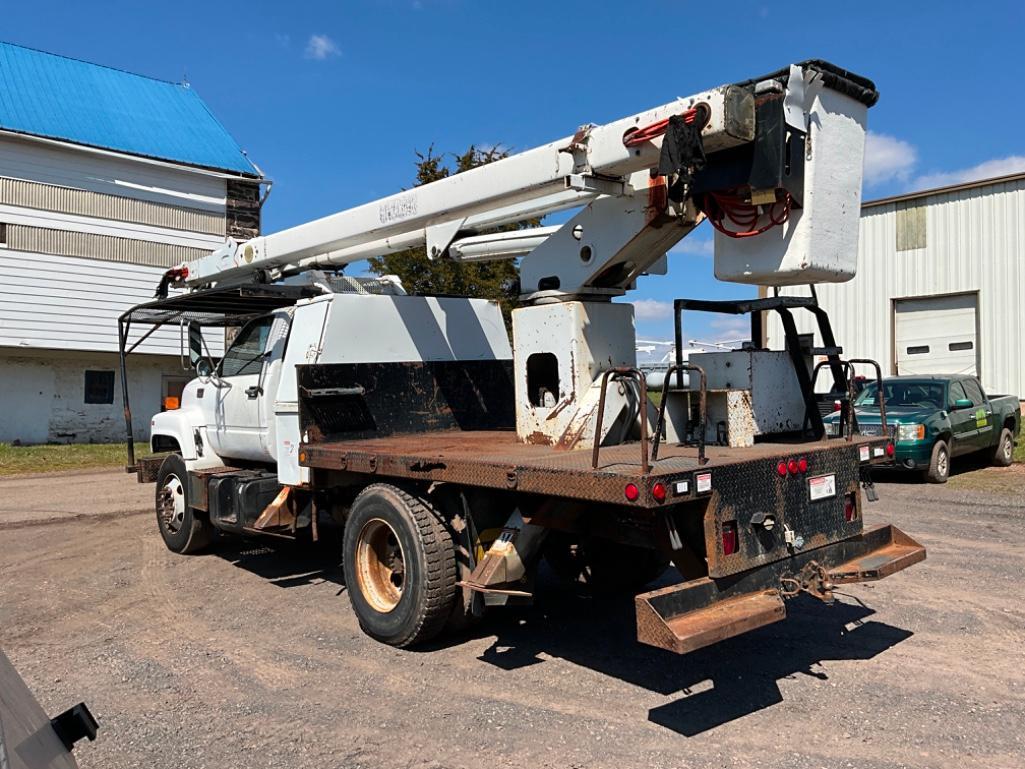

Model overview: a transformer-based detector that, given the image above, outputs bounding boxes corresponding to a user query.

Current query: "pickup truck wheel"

[992,428,1014,467]
[343,484,456,648]
[544,533,670,594]
[155,454,213,554]
[925,440,950,484]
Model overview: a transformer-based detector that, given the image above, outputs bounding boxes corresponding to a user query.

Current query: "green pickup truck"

[824,374,1020,483]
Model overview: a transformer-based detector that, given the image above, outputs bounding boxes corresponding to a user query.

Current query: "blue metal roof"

[0,41,260,176]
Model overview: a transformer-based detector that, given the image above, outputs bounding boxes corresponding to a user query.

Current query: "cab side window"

[962,379,985,407]
[948,382,968,409]
[220,317,273,377]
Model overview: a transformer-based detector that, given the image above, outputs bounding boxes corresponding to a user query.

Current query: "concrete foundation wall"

[0,348,189,444]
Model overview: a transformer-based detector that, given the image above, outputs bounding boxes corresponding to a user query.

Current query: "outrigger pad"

[636,524,925,654]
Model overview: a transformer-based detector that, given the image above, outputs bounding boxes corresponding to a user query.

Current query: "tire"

[544,532,670,594]
[155,454,213,554]
[343,484,457,648]
[992,427,1015,467]
[925,440,950,484]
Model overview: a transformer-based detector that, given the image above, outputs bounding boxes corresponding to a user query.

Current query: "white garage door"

[895,293,978,376]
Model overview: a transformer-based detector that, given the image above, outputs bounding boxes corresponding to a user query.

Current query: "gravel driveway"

[1,465,1022,769]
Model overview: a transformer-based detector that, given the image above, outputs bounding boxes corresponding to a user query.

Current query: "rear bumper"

[636,524,925,654]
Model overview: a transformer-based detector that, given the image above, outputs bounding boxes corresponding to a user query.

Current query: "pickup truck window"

[948,381,968,408]
[220,317,273,377]
[963,378,986,406]
[854,381,945,409]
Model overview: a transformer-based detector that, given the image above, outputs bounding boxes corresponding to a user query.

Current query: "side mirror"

[953,398,973,410]
[195,358,214,377]
[188,322,205,369]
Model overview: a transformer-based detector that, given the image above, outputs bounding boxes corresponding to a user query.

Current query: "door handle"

[245,385,263,399]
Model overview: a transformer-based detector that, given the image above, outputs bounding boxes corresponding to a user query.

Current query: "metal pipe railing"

[650,363,708,465]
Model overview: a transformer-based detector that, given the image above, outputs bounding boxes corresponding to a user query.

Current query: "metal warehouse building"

[0,41,264,444]
[771,172,1024,402]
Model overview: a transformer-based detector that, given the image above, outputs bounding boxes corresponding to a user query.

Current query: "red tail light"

[797,457,808,473]
[787,459,799,475]
[886,442,895,457]
[624,483,640,502]
[776,461,788,477]
[722,521,738,555]
[651,482,667,503]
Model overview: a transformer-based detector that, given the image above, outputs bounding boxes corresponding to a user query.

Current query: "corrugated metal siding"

[0,175,224,235]
[0,250,224,356]
[5,223,209,268]
[769,178,1025,399]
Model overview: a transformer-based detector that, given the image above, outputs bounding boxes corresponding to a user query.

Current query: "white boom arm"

[175,61,876,294]
[181,83,752,287]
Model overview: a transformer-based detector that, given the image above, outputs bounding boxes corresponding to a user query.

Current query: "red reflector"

[624,483,640,502]
[886,442,895,457]
[776,461,788,477]
[833,399,842,412]
[722,522,738,555]
[844,494,857,522]
[181,265,189,278]
[788,459,799,475]
[798,457,808,473]
[652,482,667,502]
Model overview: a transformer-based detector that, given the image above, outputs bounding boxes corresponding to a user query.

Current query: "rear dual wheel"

[343,484,458,648]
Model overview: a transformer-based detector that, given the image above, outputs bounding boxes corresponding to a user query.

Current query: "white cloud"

[305,34,340,60]
[633,299,674,321]
[863,131,917,187]
[706,316,750,343]
[913,155,1025,190]
[669,237,714,258]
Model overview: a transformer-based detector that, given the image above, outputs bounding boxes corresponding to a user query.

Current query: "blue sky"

[5,1,1023,352]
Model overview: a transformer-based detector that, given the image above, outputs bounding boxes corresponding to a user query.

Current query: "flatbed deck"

[300,431,890,508]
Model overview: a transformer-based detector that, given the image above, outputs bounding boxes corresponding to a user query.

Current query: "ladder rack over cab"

[120,60,924,656]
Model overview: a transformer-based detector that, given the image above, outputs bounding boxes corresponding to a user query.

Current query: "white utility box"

[664,350,809,448]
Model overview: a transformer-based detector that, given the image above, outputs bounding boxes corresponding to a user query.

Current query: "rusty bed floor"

[300,431,887,506]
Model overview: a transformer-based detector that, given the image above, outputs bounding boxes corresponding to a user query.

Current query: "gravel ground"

[1,464,1023,769]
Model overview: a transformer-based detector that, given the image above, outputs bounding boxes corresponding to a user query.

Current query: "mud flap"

[636,524,925,654]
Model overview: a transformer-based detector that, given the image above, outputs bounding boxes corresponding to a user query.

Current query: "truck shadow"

[468,572,913,737]
[212,534,345,590]
[210,540,913,737]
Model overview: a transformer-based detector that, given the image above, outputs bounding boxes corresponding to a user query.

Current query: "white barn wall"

[0,133,227,212]
[0,348,183,443]
[768,177,1025,400]
[0,250,223,357]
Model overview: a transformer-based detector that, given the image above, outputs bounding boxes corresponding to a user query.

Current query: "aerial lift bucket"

[635,524,925,654]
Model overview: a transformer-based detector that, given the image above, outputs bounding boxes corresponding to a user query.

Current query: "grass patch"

[1015,435,1025,464]
[0,443,127,476]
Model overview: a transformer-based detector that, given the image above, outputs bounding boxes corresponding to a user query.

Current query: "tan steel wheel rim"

[355,518,406,612]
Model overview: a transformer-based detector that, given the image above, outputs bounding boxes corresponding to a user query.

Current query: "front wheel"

[925,440,950,484]
[343,484,457,648]
[992,427,1015,467]
[155,454,213,553]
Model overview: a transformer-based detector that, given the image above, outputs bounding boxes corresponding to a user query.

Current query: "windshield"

[854,381,945,410]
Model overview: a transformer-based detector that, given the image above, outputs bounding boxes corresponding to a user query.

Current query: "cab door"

[207,315,276,462]
[962,378,993,451]
[946,381,977,456]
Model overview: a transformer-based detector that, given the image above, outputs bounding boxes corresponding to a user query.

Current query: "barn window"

[895,200,926,251]
[0,222,6,246]
[948,341,973,351]
[84,370,115,404]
